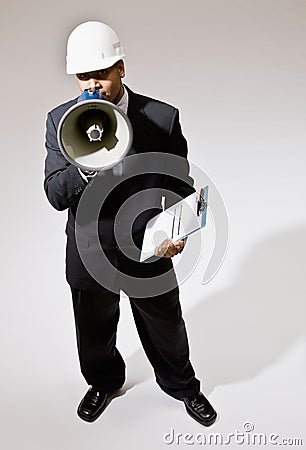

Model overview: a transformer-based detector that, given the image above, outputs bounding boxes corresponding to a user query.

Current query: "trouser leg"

[129,287,200,400]
[70,287,125,392]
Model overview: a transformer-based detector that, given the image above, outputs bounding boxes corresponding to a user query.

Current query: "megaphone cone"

[57,96,133,171]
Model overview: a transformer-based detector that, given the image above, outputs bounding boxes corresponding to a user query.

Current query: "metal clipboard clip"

[197,187,208,216]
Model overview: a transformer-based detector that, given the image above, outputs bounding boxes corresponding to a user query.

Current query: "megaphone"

[57,89,133,171]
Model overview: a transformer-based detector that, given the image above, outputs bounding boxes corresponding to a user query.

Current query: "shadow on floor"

[125,225,306,393]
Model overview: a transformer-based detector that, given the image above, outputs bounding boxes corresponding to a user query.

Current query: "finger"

[155,242,170,257]
[174,240,184,250]
[168,245,180,257]
[167,244,178,254]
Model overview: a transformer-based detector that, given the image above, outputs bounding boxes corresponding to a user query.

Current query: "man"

[44,21,217,426]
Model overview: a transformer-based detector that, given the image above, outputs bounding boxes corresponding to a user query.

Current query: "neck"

[113,83,124,104]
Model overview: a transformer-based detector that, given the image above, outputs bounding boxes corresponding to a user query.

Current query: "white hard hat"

[66,21,125,74]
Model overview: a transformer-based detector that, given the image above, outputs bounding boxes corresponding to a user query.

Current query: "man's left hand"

[154,238,186,258]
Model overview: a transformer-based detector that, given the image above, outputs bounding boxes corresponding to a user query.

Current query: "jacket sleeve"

[43,111,87,211]
[165,108,196,204]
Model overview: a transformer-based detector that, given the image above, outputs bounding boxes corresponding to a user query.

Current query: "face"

[76,60,125,104]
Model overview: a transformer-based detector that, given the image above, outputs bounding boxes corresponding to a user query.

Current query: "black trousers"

[70,284,200,400]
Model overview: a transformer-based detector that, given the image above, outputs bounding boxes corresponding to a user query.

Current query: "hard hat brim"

[66,55,125,75]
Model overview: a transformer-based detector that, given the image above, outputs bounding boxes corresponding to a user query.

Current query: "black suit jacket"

[44,86,195,292]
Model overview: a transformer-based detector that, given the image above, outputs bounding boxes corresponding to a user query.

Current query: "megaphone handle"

[78,169,97,182]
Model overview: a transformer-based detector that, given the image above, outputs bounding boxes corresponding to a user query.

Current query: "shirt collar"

[116,86,129,115]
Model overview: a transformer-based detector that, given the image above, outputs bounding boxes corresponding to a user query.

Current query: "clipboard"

[140,185,209,262]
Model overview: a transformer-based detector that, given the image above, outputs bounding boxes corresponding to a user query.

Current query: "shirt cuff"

[78,168,97,182]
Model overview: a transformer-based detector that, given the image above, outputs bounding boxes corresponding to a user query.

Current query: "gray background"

[0,0,305,448]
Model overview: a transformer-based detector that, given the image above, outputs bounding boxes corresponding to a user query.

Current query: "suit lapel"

[125,85,154,148]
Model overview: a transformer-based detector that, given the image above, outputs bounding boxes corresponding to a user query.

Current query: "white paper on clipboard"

[140,185,208,262]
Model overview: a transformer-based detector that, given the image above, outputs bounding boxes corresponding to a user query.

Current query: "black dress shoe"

[183,392,217,426]
[77,387,108,422]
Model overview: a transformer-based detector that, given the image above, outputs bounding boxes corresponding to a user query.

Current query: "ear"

[117,60,125,78]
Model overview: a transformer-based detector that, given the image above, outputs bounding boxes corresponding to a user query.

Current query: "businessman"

[44,21,217,426]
